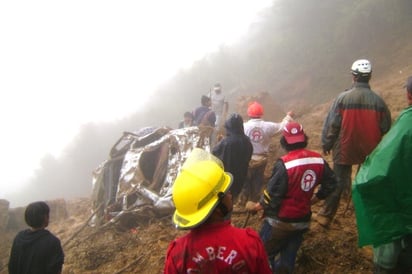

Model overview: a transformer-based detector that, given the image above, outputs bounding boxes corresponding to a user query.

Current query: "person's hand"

[245,201,257,211]
[245,201,262,214]
[311,196,320,205]
[323,149,331,156]
[286,111,295,118]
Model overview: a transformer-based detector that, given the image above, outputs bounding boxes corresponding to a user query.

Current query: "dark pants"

[242,164,266,202]
[318,163,352,219]
[259,219,306,274]
[374,234,412,274]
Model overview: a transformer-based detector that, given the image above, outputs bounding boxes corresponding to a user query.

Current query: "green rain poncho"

[352,106,412,247]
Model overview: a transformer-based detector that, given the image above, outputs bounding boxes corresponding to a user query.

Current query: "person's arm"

[222,96,229,114]
[380,101,392,135]
[248,230,273,274]
[322,98,342,155]
[270,112,295,135]
[211,140,222,157]
[314,160,337,201]
[245,160,288,214]
[163,241,180,274]
[8,238,18,274]
[46,236,65,274]
[209,111,217,127]
[284,111,294,122]
[262,160,288,211]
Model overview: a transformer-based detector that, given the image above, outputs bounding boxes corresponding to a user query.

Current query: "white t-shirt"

[211,92,225,115]
[244,116,292,155]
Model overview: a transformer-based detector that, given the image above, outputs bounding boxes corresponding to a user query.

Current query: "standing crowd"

[167,59,412,274]
[8,59,412,274]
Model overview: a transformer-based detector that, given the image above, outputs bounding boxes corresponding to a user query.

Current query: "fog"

[0,0,273,207]
[2,0,412,207]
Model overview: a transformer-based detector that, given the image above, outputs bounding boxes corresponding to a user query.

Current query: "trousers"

[259,218,307,273]
[318,163,352,219]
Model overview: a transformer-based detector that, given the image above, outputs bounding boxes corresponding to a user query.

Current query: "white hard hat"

[351,59,372,76]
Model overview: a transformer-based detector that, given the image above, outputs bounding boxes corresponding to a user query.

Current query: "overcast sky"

[0,0,273,200]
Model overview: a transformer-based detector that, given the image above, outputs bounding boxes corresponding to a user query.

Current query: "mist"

[5,0,412,207]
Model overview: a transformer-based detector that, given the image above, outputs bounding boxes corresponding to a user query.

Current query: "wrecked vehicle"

[90,126,214,227]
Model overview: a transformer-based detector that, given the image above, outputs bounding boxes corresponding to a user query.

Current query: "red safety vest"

[278,149,325,219]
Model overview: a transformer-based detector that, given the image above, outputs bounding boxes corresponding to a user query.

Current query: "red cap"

[283,122,305,144]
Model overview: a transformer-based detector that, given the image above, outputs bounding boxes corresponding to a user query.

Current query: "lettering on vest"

[192,252,205,263]
[191,246,240,266]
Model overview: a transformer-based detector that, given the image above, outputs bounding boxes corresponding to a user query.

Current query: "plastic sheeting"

[352,107,412,247]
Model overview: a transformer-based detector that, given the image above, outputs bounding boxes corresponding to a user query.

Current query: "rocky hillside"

[1,61,411,273]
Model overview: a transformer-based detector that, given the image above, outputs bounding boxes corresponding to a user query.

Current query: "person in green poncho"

[352,76,412,274]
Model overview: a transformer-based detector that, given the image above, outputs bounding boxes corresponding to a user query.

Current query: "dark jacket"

[322,82,391,165]
[9,229,64,274]
[193,106,216,127]
[212,114,253,199]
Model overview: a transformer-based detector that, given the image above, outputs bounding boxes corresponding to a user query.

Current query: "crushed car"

[90,126,214,227]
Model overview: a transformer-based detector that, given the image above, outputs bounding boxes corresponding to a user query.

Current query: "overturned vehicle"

[90,126,214,227]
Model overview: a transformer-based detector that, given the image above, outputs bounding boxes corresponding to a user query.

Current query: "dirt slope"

[1,65,412,274]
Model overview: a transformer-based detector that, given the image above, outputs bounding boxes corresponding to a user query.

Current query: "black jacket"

[9,228,64,274]
[212,114,253,199]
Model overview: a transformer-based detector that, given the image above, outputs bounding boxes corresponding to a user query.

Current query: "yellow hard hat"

[172,148,232,229]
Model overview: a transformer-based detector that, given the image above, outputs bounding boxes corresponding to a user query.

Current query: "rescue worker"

[352,75,412,274]
[315,59,392,227]
[212,113,253,202]
[246,122,337,273]
[242,101,294,204]
[164,148,272,274]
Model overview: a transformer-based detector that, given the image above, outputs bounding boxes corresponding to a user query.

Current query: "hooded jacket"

[8,228,64,274]
[212,114,253,199]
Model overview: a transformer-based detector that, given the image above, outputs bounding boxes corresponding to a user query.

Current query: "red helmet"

[247,101,263,118]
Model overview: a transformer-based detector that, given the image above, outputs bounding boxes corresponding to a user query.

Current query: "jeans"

[318,163,352,219]
[259,219,305,274]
